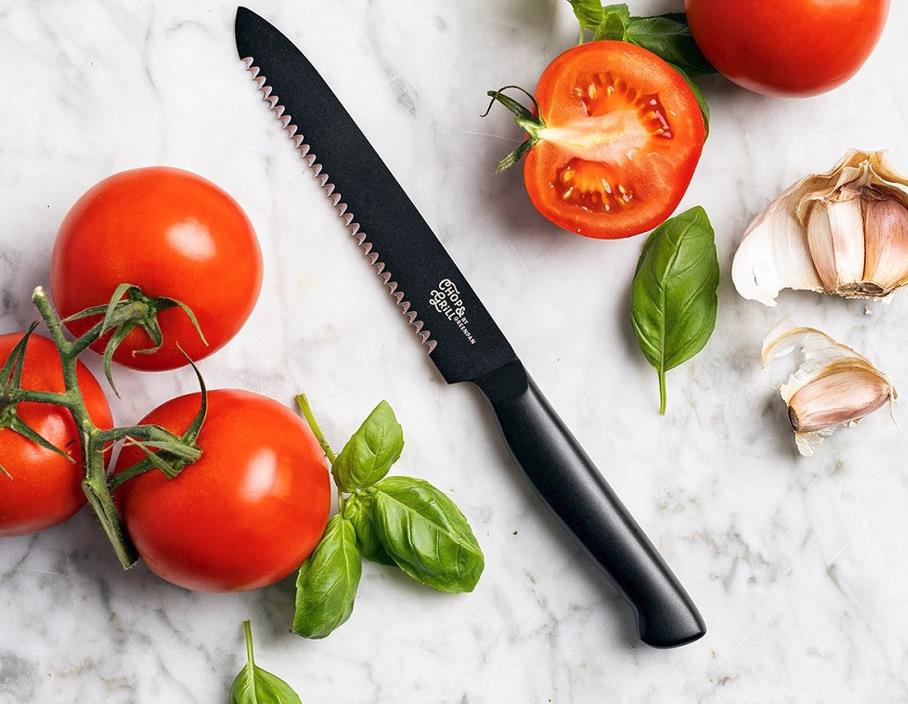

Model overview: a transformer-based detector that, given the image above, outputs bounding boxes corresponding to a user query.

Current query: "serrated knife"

[234,6,705,648]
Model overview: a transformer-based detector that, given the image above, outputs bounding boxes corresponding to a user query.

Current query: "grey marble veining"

[2,0,908,702]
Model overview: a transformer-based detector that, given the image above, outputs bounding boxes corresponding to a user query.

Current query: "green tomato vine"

[0,284,207,568]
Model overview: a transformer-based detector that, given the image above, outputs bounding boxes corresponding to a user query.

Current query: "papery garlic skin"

[762,320,896,456]
[733,150,908,305]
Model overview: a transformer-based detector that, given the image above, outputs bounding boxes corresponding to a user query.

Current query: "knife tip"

[234,6,258,58]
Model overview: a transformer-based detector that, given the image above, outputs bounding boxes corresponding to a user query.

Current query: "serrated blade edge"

[240,55,437,353]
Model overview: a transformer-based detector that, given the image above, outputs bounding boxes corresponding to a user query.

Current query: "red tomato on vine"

[51,166,263,371]
[0,332,113,536]
[114,389,331,592]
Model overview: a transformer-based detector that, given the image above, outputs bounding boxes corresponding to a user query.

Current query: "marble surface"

[2,0,908,701]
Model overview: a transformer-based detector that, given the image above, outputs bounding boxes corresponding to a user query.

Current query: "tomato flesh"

[0,333,112,536]
[114,389,330,592]
[525,41,705,239]
[685,0,890,97]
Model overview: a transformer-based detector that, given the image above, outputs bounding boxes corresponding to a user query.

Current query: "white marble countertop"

[2,1,908,701]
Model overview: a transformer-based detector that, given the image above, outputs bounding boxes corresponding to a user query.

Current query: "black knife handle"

[474,361,705,648]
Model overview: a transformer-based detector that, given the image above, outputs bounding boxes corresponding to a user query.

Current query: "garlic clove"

[787,362,892,433]
[805,196,865,291]
[733,149,908,304]
[863,195,908,293]
[761,319,896,456]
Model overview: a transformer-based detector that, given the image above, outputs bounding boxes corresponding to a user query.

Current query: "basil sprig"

[566,2,713,134]
[229,621,302,704]
[293,396,485,639]
[630,206,719,415]
[567,2,712,75]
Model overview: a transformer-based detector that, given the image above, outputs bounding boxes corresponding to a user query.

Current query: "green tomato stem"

[16,286,204,569]
[29,289,141,567]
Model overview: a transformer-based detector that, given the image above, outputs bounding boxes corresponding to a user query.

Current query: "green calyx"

[0,285,209,568]
[64,282,208,396]
[481,85,546,173]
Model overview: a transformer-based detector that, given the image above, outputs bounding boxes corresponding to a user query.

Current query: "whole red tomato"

[114,389,330,592]
[685,0,890,97]
[522,41,705,238]
[0,333,113,536]
[51,167,263,371]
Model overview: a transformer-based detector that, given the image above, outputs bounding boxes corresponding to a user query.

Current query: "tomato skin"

[685,0,890,97]
[114,389,331,592]
[0,333,113,537]
[525,41,705,239]
[51,167,263,371]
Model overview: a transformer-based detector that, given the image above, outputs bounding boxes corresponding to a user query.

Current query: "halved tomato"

[522,41,706,239]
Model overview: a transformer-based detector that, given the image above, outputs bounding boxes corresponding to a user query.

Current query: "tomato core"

[543,71,674,215]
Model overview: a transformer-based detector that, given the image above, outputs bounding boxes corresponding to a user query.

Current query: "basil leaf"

[229,621,302,704]
[630,206,719,416]
[344,491,395,565]
[625,15,713,77]
[332,400,404,492]
[372,476,484,593]
[567,0,606,31]
[670,64,710,138]
[567,1,629,41]
[598,3,630,40]
[292,515,362,639]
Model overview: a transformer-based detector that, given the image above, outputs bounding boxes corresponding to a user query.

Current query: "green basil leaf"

[598,3,630,40]
[625,15,713,77]
[372,476,484,593]
[344,491,395,565]
[292,515,362,639]
[332,400,404,492]
[567,1,629,41]
[229,621,302,704]
[567,0,607,32]
[670,64,710,138]
[630,206,719,416]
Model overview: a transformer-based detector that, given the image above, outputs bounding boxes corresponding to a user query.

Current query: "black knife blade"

[235,6,705,648]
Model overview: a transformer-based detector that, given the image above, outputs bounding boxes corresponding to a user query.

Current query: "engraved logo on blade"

[429,279,476,345]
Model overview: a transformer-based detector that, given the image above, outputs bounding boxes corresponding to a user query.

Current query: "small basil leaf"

[292,515,362,639]
[372,476,484,593]
[344,491,395,565]
[625,15,713,77]
[670,64,710,138]
[567,0,606,32]
[229,621,302,704]
[567,1,629,41]
[598,3,630,40]
[630,206,719,416]
[332,400,404,492]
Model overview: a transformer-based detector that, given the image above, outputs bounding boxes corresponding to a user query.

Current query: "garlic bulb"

[733,150,908,305]
[762,320,896,456]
